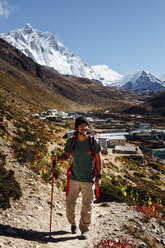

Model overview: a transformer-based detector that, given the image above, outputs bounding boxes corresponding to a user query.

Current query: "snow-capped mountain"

[160,74,165,83]
[0,24,122,86]
[0,24,97,79]
[1,24,164,91]
[91,65,123,86]
[112,70,165,91]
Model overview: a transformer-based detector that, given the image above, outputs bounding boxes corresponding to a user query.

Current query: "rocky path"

[0,141,165,248]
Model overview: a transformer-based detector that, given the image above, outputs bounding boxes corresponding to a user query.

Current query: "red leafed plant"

[94,237,133,248]
[135,203,163,222]
[10,148,16,158]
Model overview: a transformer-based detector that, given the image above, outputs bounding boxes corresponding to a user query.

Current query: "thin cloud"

[0,0,17,19]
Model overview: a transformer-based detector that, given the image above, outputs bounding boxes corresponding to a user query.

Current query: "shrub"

[54,163,62,179]
[0,116,3,122]
[61,177,67,191]
[135,203,164,222]
[147,161,165,172]
[94,237,133,248]
[41,169,52,183]
[11,141,36,163]
[0,122,6,135]
[0,152,22,209]
[133,172,146,178]
[6,112,13,121]
[149,173,161,181]
[98,176,125,203]
[98,174,164,206]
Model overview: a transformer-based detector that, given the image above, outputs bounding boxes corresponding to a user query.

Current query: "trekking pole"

[49,152,56,236]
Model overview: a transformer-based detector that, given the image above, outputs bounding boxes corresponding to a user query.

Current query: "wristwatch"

[96,174,102,179]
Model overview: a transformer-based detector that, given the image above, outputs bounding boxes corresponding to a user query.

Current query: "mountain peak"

[0,25,122,84]
[23,23,33,34]
[141,70,150,76]
[24,23,32,29]
[132,70,149,78]
[117,70,164,91]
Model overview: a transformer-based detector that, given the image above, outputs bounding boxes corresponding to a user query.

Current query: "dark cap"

[74,116,89,130]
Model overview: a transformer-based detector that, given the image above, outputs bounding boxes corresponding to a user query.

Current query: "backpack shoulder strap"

[89,135,95,158]
[70,134,76,153]
[90,135,100,199]
[66,133,76,196]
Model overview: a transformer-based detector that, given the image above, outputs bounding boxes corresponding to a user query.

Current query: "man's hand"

[51,152,58,162]
[51,152,70,162]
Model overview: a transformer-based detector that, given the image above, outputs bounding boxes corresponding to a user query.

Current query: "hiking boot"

[79,231,88,240]
[71,225,77,234]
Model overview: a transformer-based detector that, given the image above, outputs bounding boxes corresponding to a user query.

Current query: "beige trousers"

[66,179,94,232]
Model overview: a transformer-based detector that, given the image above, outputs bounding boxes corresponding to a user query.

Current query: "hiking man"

[51,116,102,239]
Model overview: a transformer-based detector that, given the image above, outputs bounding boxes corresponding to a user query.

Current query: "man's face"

[77,122,88,136]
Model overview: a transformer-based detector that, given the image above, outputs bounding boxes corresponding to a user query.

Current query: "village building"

[45,109,58,115]
[129,129,152,137]
[86,117,95,123]
[152,148,165,164]
[114,145,138,154]
[155,129,165,136]
[68,112,77,118]
[134,122,151,129]
[97,138,107,150]
[96,132,128,149]
[114,145,144,161]
[107,135,126,147]
[108,129,126,133]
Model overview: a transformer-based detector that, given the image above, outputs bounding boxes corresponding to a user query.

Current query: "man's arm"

[95,152,102,187]
[58,152,70,161]
[95,152,102,174]
[51,152,70,162]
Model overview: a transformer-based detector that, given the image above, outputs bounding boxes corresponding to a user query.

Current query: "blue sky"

[0,0,165,78]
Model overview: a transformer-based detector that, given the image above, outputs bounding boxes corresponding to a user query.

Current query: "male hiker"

[51,116,102,239]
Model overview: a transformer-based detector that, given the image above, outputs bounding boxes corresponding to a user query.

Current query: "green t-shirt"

[64,135,101,183]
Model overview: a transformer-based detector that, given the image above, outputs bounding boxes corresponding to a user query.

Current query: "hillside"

[147,91,165,116]
[0,38,75,113]
[1,95,165,247]
[122,90,165,118]
[0,38,132,114]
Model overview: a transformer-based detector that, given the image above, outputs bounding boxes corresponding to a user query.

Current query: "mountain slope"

[91,65,123,86]
[0,24,122,86]
[146,91,165,116]
[113,70,165,91]
[160,74,165,81]
[123,89,165,117]
[0,24,98,78]
[0,38,132,113]
[0,38,76,112]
